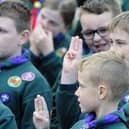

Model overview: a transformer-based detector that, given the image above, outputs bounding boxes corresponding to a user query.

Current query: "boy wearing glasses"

[80,0,120,53]
[33,50,129,129]
[56,0,121,129]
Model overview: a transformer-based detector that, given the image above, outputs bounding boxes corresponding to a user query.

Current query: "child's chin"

[80,106,90,113]
[80,107,86,113]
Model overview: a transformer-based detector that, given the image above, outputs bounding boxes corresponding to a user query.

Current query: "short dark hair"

[58,0,77,29]
[80,0,121,17]
[0,1,31,33]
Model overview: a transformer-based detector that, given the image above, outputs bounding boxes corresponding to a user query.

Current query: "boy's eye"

[98,27,108,33]
[41,14,46,20]
[85,31,94,36]
[82,30,94,36]
[115,40,127,45]
[48,20,59,26]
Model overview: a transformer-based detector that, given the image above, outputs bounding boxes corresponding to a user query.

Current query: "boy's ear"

[19,30,30,45]
[98,85,108,100]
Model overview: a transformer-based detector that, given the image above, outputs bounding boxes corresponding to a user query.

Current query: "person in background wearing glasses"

[81,26,109,53]
[80,0,120,54]
[32,0,121,129]
[55,0,122,129]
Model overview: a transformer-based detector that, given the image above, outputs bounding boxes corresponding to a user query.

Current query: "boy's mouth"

[94,43,109,52]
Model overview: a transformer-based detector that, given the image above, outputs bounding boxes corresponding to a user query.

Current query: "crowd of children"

[0,0,129,129]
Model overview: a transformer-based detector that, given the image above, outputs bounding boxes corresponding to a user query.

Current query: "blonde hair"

[79,50,129,101]
[109,11,129,34]
[44,0,61,9]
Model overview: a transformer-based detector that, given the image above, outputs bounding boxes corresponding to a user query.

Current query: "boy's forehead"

[0,17,15,28]
[0,16,18,33]
[78,68,92,81]
[80,11,113,29]
[78,70,95,88]
[110,29,129,40]
[40,8,61,19]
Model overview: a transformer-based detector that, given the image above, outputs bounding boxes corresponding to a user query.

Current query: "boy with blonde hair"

[33,50,129,129]
[109,11,129,109]
[56,0,121,128]
[71,50,129,129]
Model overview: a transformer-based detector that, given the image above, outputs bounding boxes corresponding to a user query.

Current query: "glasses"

[81,27,109,40]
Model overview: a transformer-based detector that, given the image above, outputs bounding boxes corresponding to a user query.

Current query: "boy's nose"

[43,19,48,26]
[93,33,101,42]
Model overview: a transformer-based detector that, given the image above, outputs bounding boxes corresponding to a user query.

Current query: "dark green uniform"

[57,83,129,129]
[56,83,80,129]
[0,102,18,129]
[121,102,129,127]
[118,88,129,109]
[71,110,129,129]
[30,33,71,86]
[122,0,129,11]
[30,33,71,129]
[0,53,52,129]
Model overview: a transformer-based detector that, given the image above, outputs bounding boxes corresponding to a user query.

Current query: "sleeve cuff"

[59,83,78,92]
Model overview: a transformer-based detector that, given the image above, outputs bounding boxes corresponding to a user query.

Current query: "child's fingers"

[69,37,76,50]
[40,95,49,113]
[69,36,82,51]
[33,111,49,129]
[66,50,76,60]
[37,24,46,36]
[34,95,44,112]
[33,111,48,121]
[34,99,40,112]
[74,36,80,51]
[47,30,53,39]
[78,38,83,55]
[67,37,82,59]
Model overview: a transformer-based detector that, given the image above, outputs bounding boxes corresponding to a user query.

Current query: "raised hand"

[33,95,49,129]
[61,36,83,84]
[30,20,54,56]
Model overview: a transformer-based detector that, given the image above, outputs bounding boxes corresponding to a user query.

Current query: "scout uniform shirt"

[56,83,80,129]
[30,32,71,86]
[0,101,18,129]
[30,33,71,129]
[0,51,52,129]
[71,111,129,129]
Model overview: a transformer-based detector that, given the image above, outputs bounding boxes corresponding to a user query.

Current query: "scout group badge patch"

[0,93,11,103]
[124,95,129,103]
[8,76,22,87]
[21,72,35,81]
